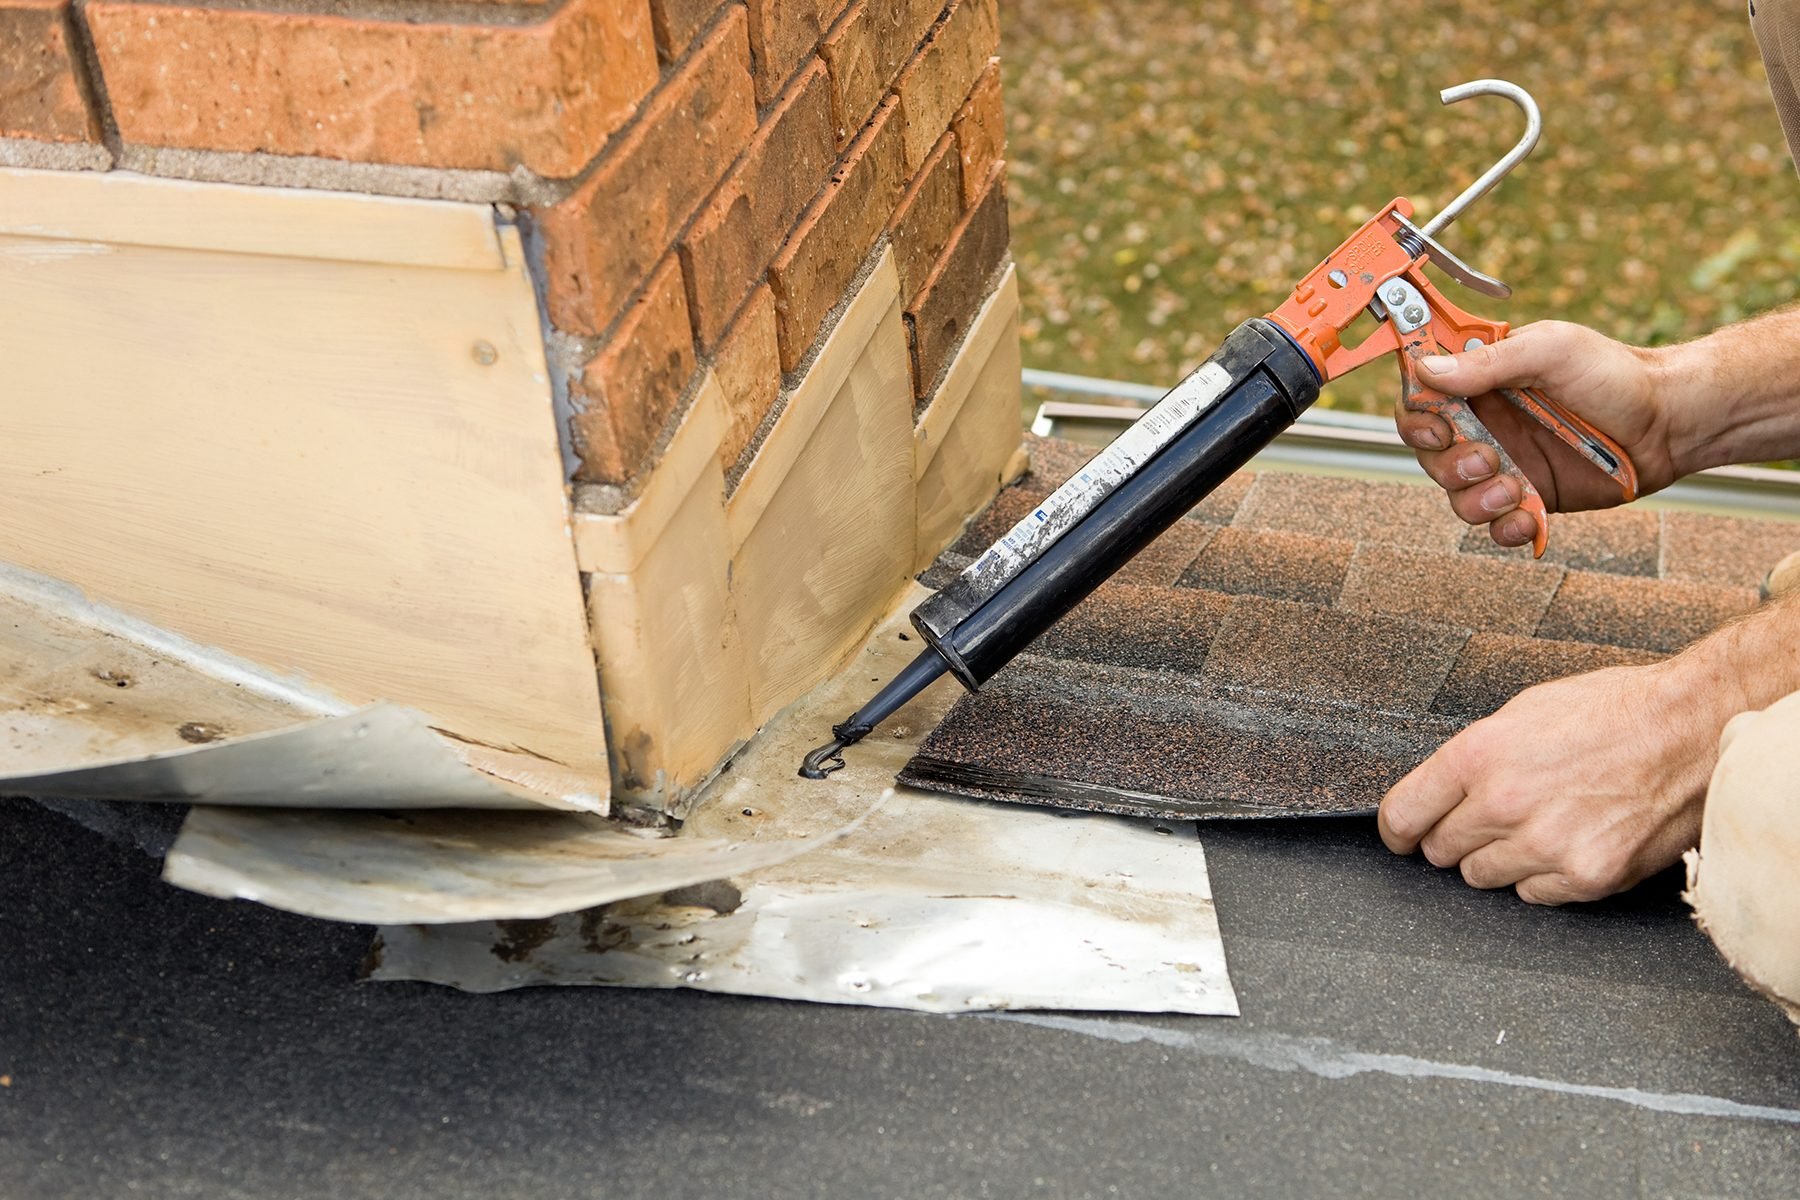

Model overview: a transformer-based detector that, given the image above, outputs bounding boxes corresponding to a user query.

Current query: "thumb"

[1416,328,1561,396]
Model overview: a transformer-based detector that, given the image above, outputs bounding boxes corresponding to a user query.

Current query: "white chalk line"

[988,1012,1800,1126]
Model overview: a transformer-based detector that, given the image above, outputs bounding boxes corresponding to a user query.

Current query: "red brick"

[888,130,962,304]
[679,59,835,350]
[819,0,946,146]
[906,161,1008,395]
[86,0,657,177]
[537,9,756,337]
[951,56,1003,204]
[571,255,699,485]
[648,0,719,60]
[713,286,782,471]
[767,95,909,372]
[894,0,998,173]
[744,0,847,107]
[0,0,100,143]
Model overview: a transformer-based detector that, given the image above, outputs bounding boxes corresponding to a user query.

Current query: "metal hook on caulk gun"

[1423,79,1541,238]
[1389,79,1541,301]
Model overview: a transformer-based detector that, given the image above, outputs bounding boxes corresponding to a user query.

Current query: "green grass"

[1002,0,1800,416]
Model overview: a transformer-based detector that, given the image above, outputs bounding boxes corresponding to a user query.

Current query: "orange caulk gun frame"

[1267,81,1638,557]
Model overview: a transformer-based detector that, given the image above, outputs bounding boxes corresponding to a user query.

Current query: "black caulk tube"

[798,317,1322,778]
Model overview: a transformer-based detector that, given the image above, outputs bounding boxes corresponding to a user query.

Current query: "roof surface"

[900,436,1796,818]
[10,794,1799,1198]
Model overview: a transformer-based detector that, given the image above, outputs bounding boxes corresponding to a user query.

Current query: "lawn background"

[1004,0,1800,416]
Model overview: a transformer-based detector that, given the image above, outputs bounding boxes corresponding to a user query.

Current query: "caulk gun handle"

[1397,342,1551,556]
[1497,385,1639,502]
[1392,319,1638,559]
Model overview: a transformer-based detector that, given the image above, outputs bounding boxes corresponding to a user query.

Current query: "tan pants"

[1686,690,1800,1028]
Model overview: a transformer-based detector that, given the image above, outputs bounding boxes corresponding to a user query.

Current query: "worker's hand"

[1394,321,1680,548]
[1377,659,1718,904]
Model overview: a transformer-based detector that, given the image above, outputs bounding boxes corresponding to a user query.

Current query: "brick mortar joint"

[39,1,1002,211]
[65,0,124,162]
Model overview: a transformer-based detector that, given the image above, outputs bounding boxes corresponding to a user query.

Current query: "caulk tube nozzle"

[797,647,949,778]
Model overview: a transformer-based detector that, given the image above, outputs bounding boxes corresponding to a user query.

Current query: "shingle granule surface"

[1031,583,1231,673]
[1660,512,1800,589]
[1431,632,1662,719]
[1458,507,1662,577]
[1337,544,1563,637]
[1178,527,1353,605]
[1535,571,1758,654]
[1201,594,1468,710]
[1232,473,1465,550]
[900,438,1791,818]
[1109,520,1215,587]
[898,655,1458,818]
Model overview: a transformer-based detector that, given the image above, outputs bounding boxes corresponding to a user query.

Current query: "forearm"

[1656,588,1800,732]
[1655,304,1800,474]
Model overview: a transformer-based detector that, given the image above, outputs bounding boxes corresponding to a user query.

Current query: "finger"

[1378,740,1471,855]
[1444,475,1522,527]
[1456,842,1551,890]
[1414,443,1498,492]
[1416,328,1564,398]
[1515,873,1586,906]
[1488,510,1539,548]
[1396,406,1453,452]
[1417,798,1501,868]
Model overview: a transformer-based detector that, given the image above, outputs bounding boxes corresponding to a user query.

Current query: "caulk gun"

[799,79,1640,779]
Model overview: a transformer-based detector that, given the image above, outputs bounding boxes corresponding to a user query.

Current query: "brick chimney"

[0,0,1024,812]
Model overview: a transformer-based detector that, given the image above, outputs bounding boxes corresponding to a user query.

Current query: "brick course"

[767,95,909,372]
[894,0,998,172]
[744,0,846,106]
[86,0,659,177]
[538,8,756,337]
[649,0,719,61]
[0,0,99,143]
[712,286,783,470]
[906,161,1009,395]
[680,58,836,350]
[952,56,1003,203]
[888,130,962,304]
[819,0,946,146]
[571,255,698,485]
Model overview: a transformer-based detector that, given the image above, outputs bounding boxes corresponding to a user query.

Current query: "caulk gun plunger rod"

[798,647,948,778]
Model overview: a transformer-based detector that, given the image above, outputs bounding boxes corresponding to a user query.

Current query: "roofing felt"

[898,435,1794,819]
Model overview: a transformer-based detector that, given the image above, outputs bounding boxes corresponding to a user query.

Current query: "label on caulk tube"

[913,360,1235,638]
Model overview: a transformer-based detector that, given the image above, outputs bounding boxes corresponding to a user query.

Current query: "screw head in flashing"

[471,341,499,366]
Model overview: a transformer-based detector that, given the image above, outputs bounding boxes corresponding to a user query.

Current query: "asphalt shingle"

[1337,544,1563,637]
[902,438,1788,819]
[1177,527,1353,606]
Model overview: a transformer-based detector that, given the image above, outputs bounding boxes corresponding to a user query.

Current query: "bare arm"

[1656,304,1800,474]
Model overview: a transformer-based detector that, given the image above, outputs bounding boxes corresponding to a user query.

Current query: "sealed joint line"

[987,1013,1800,1127]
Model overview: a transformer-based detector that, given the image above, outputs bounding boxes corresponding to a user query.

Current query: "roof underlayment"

[371,591,1238,1014]
[898,435,1800,819]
